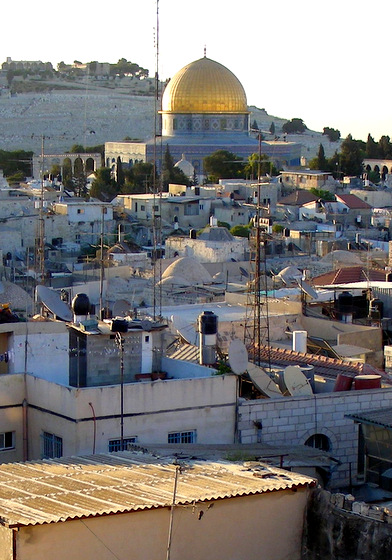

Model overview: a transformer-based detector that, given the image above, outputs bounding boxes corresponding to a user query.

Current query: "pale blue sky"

[2,0,390,142]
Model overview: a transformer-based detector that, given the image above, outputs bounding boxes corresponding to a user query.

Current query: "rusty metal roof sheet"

[0,452,315,528]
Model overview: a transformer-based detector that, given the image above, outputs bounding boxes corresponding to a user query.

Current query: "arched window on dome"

[305,433,331,452]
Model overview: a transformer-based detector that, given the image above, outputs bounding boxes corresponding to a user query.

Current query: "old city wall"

[304,487,392,560]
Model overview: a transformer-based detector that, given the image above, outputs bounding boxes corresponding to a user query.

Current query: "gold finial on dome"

[204,45,206,57]
[161,57,248,114]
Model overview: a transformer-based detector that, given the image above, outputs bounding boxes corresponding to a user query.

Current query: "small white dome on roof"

[162,257,212,284]
[174,154,194,179]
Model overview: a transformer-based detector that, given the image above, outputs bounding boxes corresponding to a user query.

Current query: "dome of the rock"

[161,57,248,114]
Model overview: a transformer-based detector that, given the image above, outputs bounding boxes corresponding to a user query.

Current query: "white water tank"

[293,330,307,353]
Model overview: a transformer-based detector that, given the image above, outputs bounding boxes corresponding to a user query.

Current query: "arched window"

[305,433,331,452]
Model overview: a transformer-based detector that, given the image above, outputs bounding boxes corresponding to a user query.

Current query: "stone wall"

[304,487,392,560]
[238,387,392,488]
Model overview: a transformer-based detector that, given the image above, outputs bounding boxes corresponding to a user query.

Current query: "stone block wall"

[238,387,392,488]
[304,487,392,560]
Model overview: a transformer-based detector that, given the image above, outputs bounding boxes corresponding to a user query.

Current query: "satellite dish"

[239,267,249,278]
[171,315,199,345]
[283,365,313,396]
[247,362,283,398]
[141,319,152,332]
[228,339,248,375]
[112,299,130,317]
[297,279,318,300]
[36,285,73,322]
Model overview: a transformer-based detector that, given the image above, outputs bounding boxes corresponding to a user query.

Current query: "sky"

[2,0,391,142]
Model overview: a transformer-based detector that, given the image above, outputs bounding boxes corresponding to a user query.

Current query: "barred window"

[108,437,137,452]
[168,430,197,444]
[42,432,63,459]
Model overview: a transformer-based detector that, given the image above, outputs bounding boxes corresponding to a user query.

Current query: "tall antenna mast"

[38,136,45,283]
[245,133,271,368]
[152,0,163,320]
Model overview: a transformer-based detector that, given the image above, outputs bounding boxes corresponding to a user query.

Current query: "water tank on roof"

[71,293,90,324]
[190,229,197,239]
[198,311,218,366]
[369,298,384,320]
[338,291,353,313]
[72,293,90,315]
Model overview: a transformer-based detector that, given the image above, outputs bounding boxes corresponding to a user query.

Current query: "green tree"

[161,145,189,190]
[339,134,364,177]
[312,144,328,171]
[269,122,275,135]
[203,150,245,182]
[322,127,341,142]
[251,119,259,131]
[245,153,278,179]
[90,167,119,200]
[116,157,125,188]
[122,162,155,194]
[379,136,392,159]
[282,118,307,134]
[309,188,335,201]
[230,224,250,238]
[73,158,87,197]
[366,134,380,158]
[0,149,33,177]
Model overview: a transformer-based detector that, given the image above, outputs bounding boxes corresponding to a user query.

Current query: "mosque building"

[105,56,301,180]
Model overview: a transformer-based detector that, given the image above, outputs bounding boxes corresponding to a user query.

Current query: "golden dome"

[161,57,248,114]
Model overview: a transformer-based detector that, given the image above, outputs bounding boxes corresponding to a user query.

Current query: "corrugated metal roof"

[0,452,315,528]
[346,407,392,429]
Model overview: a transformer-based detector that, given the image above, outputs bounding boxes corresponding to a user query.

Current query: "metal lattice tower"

[243,134,271,368]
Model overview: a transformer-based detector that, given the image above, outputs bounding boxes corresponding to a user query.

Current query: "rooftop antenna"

[152,0,163,321]
[244,132,271,370]
[35,135,46,313]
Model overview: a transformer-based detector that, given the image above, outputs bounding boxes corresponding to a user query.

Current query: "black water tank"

[198,311,218,335]
[190,229,197,239]
[72,293,90,315]
[337,291,353,313]
[369,298,384,319]
[111,319,128,333]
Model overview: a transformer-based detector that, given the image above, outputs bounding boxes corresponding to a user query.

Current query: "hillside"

[0,81,341,161]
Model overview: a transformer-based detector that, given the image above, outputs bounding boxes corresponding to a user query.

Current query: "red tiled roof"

[336,194,372,209]
[312,266,386,286]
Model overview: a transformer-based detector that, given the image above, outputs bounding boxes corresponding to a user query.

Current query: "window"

[0,431,14,451]
[42,432,63,459]
[77,208,84,214]
[305,433,331,452]
[168,430,197,444]
[153,205,159,212]
[108,437,137,452]
[75,233,81,244]
[140,205,145,211]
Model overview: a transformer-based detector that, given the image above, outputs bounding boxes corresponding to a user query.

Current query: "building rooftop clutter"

[252,344,390,383]
[0,451,315,528]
